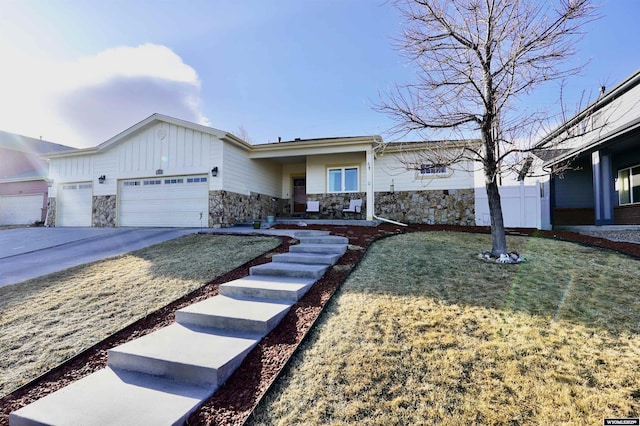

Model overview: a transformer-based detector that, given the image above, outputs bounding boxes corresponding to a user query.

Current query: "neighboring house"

[0,131,73,225]
[43,113,477,227]
[540,68,640,226]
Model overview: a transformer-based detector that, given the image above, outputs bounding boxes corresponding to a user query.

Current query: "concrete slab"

[272,251,342,265]
[9,367,212,426]
[297,235,349,245]
[219,276,316,301]
[289,243,348,255]
[250,262,329,279]
[176,295,292,334]
[108,324,259,388]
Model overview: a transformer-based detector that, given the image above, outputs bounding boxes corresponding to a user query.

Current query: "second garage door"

[0,194,44,225]
[119,175,208,227]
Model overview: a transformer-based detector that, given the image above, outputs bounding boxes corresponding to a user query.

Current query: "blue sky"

[0,0,638,148]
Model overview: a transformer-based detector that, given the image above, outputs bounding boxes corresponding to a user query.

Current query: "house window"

[327,166,359,192]
[617,165,640,205]
[591,110,603,131]
[419,163,448,176]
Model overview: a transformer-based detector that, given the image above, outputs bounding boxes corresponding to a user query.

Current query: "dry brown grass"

[0,234,280,397]
[250,232,640,425]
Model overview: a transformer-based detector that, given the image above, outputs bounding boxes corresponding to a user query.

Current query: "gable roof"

[43,113,251,159]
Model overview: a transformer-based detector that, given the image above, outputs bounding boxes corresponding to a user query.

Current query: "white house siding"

[222,142,281,197]
[374,154,475,192]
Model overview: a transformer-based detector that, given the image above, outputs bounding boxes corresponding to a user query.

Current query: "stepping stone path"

[10,230,348,426]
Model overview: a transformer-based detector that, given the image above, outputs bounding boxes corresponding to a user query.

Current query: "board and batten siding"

[306,152,366,194]
[115,122,219,180]
[222,143,281,197]
[49,156,94,198]
[374,154,475,192]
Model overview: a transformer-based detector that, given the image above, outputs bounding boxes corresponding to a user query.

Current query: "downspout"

[370,137,408,227]
[373,213,408,227]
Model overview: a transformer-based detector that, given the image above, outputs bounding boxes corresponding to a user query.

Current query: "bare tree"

[377,0,597,257]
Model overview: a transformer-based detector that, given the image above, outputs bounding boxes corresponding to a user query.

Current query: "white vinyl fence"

[475,181,550,230]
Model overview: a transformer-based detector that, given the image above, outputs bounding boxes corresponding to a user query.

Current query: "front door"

[292,177,306,214]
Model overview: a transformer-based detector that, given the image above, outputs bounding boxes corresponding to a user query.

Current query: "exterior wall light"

[211,167,219,177]
[98,175,106,184]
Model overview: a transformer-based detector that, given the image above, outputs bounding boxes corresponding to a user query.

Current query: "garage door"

[0,194,44,225]
[119,175,208,227]
[58,183,93,226]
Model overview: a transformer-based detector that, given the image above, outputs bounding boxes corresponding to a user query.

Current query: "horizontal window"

[187,177,207,183]
[419,163,448,176]
[143,180,161,185]
[164,178,184,184]
[78,184,92,189]
[328,166,359,193]
[62,185,77,190]
[123,181,141,186]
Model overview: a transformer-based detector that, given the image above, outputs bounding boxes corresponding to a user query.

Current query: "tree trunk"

[485,178,508,257]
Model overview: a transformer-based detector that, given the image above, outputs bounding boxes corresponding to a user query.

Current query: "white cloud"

[0,44,209,148]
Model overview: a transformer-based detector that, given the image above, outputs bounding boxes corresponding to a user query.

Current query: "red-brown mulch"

[1,225,638,426]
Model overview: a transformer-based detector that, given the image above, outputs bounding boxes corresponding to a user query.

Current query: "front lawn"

[250,232,640,425]
[0,234,280,398]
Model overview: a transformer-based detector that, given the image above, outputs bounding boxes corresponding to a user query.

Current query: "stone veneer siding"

[45,197,56,227]
[209,190,282,227]
[92,195,117,227]
[305,192,367,219]
[375,189,475,225]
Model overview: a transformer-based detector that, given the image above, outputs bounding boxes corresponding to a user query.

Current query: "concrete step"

[272,251,341,265]
[292,230,331,238]
[289,243,347,255]
[219,275,316,302]
[107,324,259,388]
[175,295,291,334]
[9,367,211,426]
[297,235,349,245]
[250,261,329,279]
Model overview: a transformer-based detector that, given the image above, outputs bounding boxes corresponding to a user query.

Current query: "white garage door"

[58,183,93,226]
[119,175,208,227]
[0,194,44,225]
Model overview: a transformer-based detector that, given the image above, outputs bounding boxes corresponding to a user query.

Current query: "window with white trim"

[143,180,161,185]
[187,177,207,183]
[327,166,359,193]
[123,181,141,187]
[617,165,640,205]
[164,178,184,184]
[419,163,448,176]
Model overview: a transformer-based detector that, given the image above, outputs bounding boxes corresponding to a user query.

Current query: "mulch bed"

[1,224,639,426]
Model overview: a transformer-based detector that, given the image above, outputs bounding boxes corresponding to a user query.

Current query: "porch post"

[592,150,614,225]
[366,147,374,220]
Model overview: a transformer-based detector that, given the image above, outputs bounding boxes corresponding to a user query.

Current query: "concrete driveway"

[0,227,199,288]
